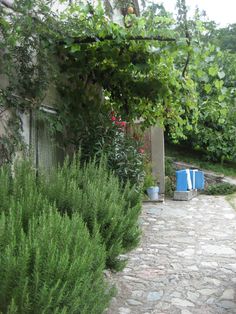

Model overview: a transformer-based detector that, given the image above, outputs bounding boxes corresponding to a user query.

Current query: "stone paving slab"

[106,195,236,314]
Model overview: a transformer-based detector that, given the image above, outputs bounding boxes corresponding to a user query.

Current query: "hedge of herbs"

[0,155,142,313]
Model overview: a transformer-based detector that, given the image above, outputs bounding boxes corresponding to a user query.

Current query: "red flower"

[138,148,145,154]
[115,121,126,128]
[111,116,116,121]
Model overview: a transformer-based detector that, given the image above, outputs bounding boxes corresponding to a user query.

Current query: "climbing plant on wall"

[0,0,199,163]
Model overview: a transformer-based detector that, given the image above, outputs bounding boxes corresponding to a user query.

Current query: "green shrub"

[0,161,114,313]
[0,161,53,232]
[78,112,145,188]
[142,163,157,200]
[121,182,142,251]
[163,158,176,197]
[205,182,236,195]
[41,155,142,271]
[0,208,112,314]
[165,157,175,177]
[0,164,12,212]
[165,176,175,197]
[104,130,145,189]
[0,155,142,314]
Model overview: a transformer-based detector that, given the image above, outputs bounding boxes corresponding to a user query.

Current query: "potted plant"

[146,185,159,201]
[143,164,159,200]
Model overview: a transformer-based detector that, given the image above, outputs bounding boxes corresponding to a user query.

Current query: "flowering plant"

[105,112,144,187]
[78,109,145,188]
[96,112,145,188]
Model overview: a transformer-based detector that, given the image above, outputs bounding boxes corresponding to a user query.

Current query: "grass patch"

[166,143,236,178]
[204,182,236,195]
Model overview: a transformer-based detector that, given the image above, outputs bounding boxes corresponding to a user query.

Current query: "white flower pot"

[146,186,159,201]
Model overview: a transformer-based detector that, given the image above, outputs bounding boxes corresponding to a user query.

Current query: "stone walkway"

[107,195,236,314]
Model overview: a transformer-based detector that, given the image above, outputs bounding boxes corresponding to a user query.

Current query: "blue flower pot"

[147,186,159,201]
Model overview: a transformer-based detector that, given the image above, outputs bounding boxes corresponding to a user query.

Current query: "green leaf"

[218,118,225,124]
[218,95,225,102]
[218,71,225,79]
[197,69,205,78]
[204,84,212,94]
[214,80,224,90]
[208,66,218,77]
[70,44,81,53]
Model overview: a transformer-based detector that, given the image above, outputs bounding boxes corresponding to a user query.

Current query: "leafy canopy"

[0,0,198,139]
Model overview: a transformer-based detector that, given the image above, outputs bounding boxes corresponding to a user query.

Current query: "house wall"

[0,4,62,170]
[0,57,62,170]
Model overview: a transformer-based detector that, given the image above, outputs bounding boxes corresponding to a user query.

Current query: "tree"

[166,2,236,162]
[217,23,236,53]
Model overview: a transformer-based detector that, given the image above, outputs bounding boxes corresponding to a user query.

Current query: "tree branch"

[0,0,14,10]
[60,35,176,45]
[0,0,176,46]
[182,28,191,77]
[178,0,191,78]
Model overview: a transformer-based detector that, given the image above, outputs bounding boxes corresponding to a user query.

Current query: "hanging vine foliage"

[0,0,199,160]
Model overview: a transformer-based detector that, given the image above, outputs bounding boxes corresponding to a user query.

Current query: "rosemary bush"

[41,155,142,271]
[0,161,113,313]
